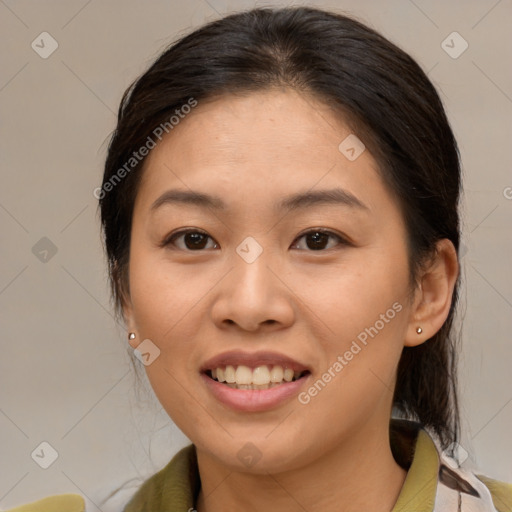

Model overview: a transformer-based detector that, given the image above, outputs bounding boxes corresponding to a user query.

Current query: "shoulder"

[3,494,85,512]
[476,475,512,512]
[391,419,512,512]
[123,444,199,511]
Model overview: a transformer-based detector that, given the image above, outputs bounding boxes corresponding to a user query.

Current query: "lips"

[199,350,312,411]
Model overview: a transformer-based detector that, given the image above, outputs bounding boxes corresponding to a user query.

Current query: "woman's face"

[125,88,418,473]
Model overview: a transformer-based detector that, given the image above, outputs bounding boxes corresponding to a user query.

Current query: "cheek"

[298,246,409,336]
[127,245,218,391]
[297,248,410,405]
[128,246,202,336]
[296,303,408,446]
[127,249,205,427]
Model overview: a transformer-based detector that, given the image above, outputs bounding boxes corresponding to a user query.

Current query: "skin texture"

[124,88,459,512]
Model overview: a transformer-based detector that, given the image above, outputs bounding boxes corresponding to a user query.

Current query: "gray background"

[1,0,511,510]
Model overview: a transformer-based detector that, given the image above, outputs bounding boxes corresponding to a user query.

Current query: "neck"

[195,421,407,512]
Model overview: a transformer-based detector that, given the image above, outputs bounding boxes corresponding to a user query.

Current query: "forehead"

[135,89,390,216]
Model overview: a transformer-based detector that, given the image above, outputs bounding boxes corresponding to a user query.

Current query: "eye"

[291,229,349,251]
[161,228,350,252]
[162,229,218,251]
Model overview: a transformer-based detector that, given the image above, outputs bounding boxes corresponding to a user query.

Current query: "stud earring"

[416,327,423,334]
[128,332,136,340]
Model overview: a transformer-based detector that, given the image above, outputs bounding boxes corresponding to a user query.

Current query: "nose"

[210,246,295,332]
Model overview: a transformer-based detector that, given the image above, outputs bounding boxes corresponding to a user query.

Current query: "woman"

[9,5,511,512]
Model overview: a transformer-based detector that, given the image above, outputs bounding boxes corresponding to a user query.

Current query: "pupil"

[308,231,327,250]
[186,233,207,249]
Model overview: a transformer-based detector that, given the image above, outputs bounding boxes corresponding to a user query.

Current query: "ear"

[404,238,459,347]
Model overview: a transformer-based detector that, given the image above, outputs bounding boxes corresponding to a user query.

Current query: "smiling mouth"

[205,364,310,390]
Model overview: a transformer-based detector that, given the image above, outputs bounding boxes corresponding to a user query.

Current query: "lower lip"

[201,373,310,412]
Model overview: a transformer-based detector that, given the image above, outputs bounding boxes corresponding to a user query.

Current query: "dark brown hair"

[100,6,461,449]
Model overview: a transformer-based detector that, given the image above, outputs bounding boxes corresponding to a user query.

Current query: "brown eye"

[163,229,218,251]
[162,228,349,252]
[291,230,348,251]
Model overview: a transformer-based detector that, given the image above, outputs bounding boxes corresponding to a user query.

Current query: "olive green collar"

[391,420,440,511]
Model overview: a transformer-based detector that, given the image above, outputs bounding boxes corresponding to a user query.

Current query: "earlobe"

[127,331,138,349]
[126,321,139,349]
[122,297,139,349]
[404,239,459,347]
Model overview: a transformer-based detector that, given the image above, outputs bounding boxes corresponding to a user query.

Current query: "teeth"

[235,365,252,385]
[252,366,270,385]
[224,365,236,383]
[283,368,294,382]
[270,365,283,382]
[209,364,305,388]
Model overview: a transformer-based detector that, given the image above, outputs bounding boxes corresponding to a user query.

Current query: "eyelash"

[160,228,352,252]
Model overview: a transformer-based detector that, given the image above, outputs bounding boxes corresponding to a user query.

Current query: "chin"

[198,434,311,475]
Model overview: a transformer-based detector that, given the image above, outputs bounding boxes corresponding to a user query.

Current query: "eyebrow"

[150,187,369,214]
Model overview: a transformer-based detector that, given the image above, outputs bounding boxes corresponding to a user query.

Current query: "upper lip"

[200,350,311,373]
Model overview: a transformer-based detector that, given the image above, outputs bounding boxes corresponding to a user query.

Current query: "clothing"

[5,420,511,511]
[123,419,512,512]
[3,494,85,512]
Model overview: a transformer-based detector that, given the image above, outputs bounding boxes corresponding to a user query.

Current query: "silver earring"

[416,327,422,334]
[128,332,136,340]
